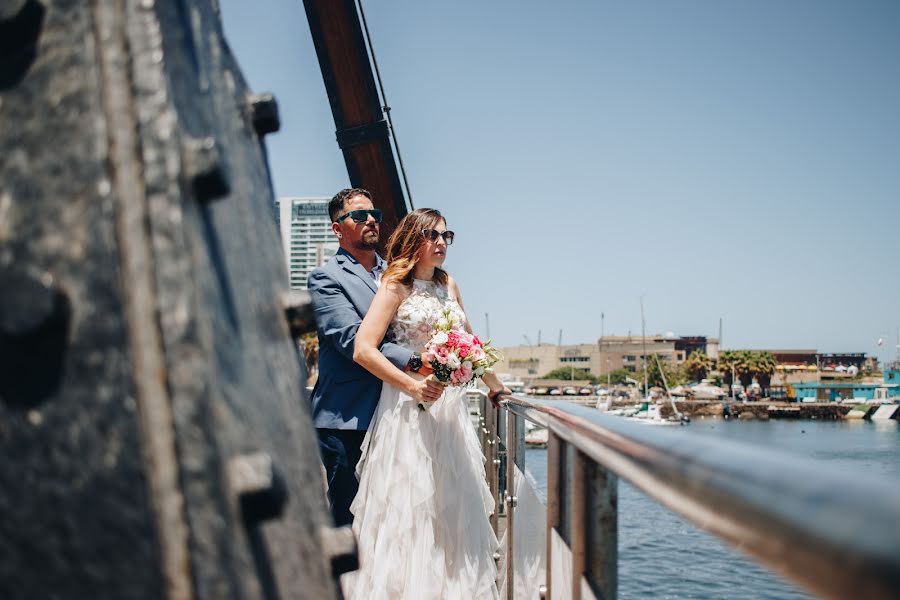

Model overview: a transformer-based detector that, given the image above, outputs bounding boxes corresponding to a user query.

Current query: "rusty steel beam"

[302,0,408,242]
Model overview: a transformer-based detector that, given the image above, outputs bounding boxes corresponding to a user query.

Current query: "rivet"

[320,525,359,578]
[0,267,70,407]
[228,452,287,524]
[0,0,45,90]
[246,92,280,136]
[0,1,29,23]
[181,136,230,202]
[281,289,315,338]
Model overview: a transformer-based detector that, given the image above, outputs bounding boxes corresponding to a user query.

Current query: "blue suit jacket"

[308,250,412,430]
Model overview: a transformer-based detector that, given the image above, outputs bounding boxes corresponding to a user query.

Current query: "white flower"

[475,366,485,377]
[433,331,449,345]
[462,360,473,370]
[447,353,461,369]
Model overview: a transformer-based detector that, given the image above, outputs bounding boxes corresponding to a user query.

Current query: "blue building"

[790,367,900,402]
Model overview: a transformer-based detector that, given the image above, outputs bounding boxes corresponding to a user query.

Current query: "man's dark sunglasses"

[335,209,382,224]
[421,228,455,245]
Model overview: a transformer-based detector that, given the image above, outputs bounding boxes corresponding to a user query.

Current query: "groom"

[308,188,442,526]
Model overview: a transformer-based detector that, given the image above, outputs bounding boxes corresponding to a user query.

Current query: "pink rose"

[447,331,461,348]
[458,343,472,358]
[458,362,474,383]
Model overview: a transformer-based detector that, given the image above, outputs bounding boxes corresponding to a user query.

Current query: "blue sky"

[220,0,900,362]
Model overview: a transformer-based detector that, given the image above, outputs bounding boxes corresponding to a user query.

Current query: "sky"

[219,0,900,362]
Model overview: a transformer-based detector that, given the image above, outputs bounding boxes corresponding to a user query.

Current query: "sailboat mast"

[641,298,648,398]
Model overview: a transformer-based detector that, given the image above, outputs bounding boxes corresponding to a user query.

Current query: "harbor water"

[524,418,900,599]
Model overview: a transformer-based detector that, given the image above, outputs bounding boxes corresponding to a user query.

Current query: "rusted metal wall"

[0,1,342,598]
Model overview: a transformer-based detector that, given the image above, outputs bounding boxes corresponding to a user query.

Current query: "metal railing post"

[571,449,587,600]
[545,429,561,600]
[570,449,618,599]
[586,461,617,599]
[486,402,499,534]
[504,409,523,599]
[479,395,488,461]
[497,403,508,515]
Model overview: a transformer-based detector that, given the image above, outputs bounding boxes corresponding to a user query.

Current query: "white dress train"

[342,279,499,600]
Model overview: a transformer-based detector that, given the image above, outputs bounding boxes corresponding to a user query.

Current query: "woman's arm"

[353,282,444,404]
[448,276,511,404]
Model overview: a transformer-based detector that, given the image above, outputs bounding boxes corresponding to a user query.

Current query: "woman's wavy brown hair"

[383,208,449,287]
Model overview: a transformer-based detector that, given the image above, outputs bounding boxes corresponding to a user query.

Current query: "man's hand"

[407,375,444,404]
[488,386,512,408]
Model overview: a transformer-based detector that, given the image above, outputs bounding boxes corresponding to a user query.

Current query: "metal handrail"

[483,394,900,600]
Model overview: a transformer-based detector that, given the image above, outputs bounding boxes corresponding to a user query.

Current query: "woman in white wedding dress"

[346,208,510,600]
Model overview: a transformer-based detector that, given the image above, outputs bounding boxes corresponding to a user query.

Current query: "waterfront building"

[747,349,876,385]
[275,197,338,290]
[497,335,720,382]
[789,366,900,402]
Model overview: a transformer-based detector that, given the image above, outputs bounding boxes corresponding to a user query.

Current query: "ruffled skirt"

[342,383,499,600]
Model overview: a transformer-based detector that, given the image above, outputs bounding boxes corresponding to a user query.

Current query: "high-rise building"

[276,197,338,289]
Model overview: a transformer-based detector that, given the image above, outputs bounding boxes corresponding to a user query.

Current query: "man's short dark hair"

[329,188,373,221]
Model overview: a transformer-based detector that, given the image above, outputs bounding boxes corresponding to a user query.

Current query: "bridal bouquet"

[418,309,502,410]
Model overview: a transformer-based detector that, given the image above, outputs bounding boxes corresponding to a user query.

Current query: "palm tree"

[753,351,778,394]
[683,350,713,383]
[716,350,737,387]
[735,350,755,389]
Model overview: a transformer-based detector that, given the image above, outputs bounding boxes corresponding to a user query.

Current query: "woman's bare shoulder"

[446,273,460,294]
[381,279,412,302]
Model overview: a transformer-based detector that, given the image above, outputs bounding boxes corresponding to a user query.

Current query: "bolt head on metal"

[505,495,518,508]
[182,136,230,202]
[228,452,287,523]
[0,269,59,336]
[280,289,314,338]
[0,0,29,21]
[247,92,280,136]
[320,525,359,578]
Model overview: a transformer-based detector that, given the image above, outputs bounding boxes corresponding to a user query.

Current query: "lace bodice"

[391,279,467,351]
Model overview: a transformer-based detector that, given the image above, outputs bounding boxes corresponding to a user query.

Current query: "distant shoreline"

[527,396,899,421]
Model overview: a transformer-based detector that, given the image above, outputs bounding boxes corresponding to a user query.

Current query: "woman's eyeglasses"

[421,228,455,245]
[335,209,383,224]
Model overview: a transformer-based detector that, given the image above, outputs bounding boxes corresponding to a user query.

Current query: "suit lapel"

[335,251,378,294]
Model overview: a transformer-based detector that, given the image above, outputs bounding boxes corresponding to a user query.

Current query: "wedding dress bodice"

[391,279,467,352]
[345,277,499,600]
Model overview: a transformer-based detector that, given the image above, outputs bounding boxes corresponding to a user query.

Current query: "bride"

[345,208,510,600]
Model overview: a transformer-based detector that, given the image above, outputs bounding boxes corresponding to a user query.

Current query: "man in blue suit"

[308,188,442,526]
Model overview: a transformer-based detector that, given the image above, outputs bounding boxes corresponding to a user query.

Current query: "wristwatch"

[407,352,423,372]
